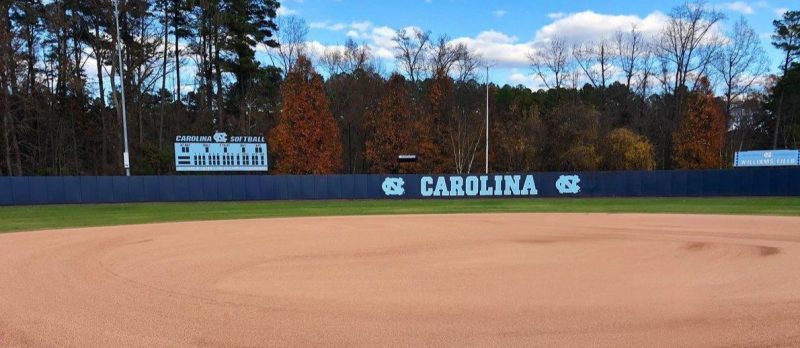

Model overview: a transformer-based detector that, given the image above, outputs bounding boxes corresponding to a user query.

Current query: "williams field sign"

[381,174,583,198]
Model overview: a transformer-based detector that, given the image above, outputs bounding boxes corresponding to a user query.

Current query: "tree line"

[0,1,798,176]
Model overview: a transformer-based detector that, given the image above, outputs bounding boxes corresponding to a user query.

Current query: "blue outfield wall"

[0,167,798,206]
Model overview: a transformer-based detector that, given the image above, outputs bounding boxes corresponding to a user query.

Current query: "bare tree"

[428,35,466,78]
[573,40,612,88]
[127,6,166,146]
[614,25,646,90]
[342,38,372,73]
[269,15,308,75]
[655,1,725,93]
[572,42,598,88]
[454,50,482,82]
[528,38,571,89]
[393,27,430,83]
[569,69,582,90]
[712,17,769,118]
[635,44,657,97]
[320,38,373,76]
[319,47,344,76]
[447,85,485,174]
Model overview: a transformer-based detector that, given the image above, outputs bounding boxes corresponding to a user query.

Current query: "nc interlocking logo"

[382,177,405,196]
[213,131,228,143]
[555,175,581,194]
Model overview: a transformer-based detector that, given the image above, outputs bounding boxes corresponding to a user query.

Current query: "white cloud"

[350,21,373,32]
[82,56,100,82]
[535,10,669,43]
[277,6,298,16]
[508,72,528,83]
[754,0,769,8]
[310,21,346,31]
[506,69,546,90]
[370,26,398,59]
[263,9,740,88]
[723,2,754,15]
[273,24,396,63]
[493,10,507,18]
[450,30,533,68]
[305,41,346,59]
[312,20,374,33]
[774,7,789,17]
[296,10,676,75]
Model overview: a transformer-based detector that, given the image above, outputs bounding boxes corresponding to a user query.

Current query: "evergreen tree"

[770,10,800,148]
[169,0,192,105]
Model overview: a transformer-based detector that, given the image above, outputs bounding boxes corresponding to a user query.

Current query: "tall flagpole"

[485,65,489,174]
[113,0,131,176]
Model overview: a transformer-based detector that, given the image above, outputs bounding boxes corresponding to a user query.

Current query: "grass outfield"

[1,197,799,234]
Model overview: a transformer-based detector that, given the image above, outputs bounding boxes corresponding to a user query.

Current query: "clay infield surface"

[1,213,800,347]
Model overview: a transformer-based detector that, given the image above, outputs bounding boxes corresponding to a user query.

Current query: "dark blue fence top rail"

[0,167,798,206]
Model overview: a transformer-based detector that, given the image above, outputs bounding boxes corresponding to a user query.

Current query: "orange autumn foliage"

[420,76,454,173]
[672,79,726,169]
[269,56,343,174]
[364,74,419,173]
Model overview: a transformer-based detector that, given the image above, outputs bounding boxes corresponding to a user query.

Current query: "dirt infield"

[1,213,799,347]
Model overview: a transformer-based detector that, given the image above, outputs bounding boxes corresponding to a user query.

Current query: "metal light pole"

[347,121,352,173]
[113,0,131,176]
[485,65,489,174]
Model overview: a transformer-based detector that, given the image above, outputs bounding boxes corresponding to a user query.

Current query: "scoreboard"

[174,132,268,172]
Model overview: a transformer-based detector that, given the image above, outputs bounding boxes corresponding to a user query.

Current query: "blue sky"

[274,0,796,89]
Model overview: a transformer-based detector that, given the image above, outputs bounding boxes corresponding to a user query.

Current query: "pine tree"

[169,0,191,106]
[770,10,800,148]
[221,0,279,132]
[269,56,342,174]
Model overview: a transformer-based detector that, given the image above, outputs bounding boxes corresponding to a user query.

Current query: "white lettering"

[503,175,521,195]
[493,175,503,195]
[522,175,538,195]
[434,177,449,196]
[421,177,433,197]
[465,177,479,196]
[419,175,540,197]
[449,177,465,196]
[479,176,492,196]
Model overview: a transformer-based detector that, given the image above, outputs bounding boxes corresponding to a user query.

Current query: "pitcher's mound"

[1,213,799,347]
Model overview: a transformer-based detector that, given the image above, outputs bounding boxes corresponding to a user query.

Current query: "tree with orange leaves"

[671,78,726,169]
[364,74,418,173]
[418,75,452,173]
[269,56,343,174]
